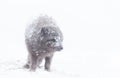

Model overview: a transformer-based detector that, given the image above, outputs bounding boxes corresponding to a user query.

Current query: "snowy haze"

[0,0,120,78]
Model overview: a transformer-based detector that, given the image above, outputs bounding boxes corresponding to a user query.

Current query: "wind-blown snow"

[25,15,58,39]
[0,0,120,78]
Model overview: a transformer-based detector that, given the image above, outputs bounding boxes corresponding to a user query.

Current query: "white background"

[0,0,120,78]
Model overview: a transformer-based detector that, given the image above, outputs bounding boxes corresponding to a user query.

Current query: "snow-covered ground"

[0,0,120,78]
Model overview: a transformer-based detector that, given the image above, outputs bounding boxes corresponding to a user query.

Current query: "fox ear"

[41,27,49,36]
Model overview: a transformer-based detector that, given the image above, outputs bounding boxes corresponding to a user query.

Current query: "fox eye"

[50,39,56,42]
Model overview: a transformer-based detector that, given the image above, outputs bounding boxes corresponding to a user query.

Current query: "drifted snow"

[0,51,80,78]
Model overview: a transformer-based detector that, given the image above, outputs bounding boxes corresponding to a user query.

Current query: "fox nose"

[60,46,63,50]
[58,46,63,51]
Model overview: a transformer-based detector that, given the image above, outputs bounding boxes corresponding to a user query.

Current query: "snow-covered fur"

[24,15,63,71]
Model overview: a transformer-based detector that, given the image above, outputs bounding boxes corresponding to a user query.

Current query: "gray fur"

[24,15,63,71]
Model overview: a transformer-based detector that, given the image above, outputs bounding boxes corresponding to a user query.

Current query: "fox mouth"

[54,46,63,51]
